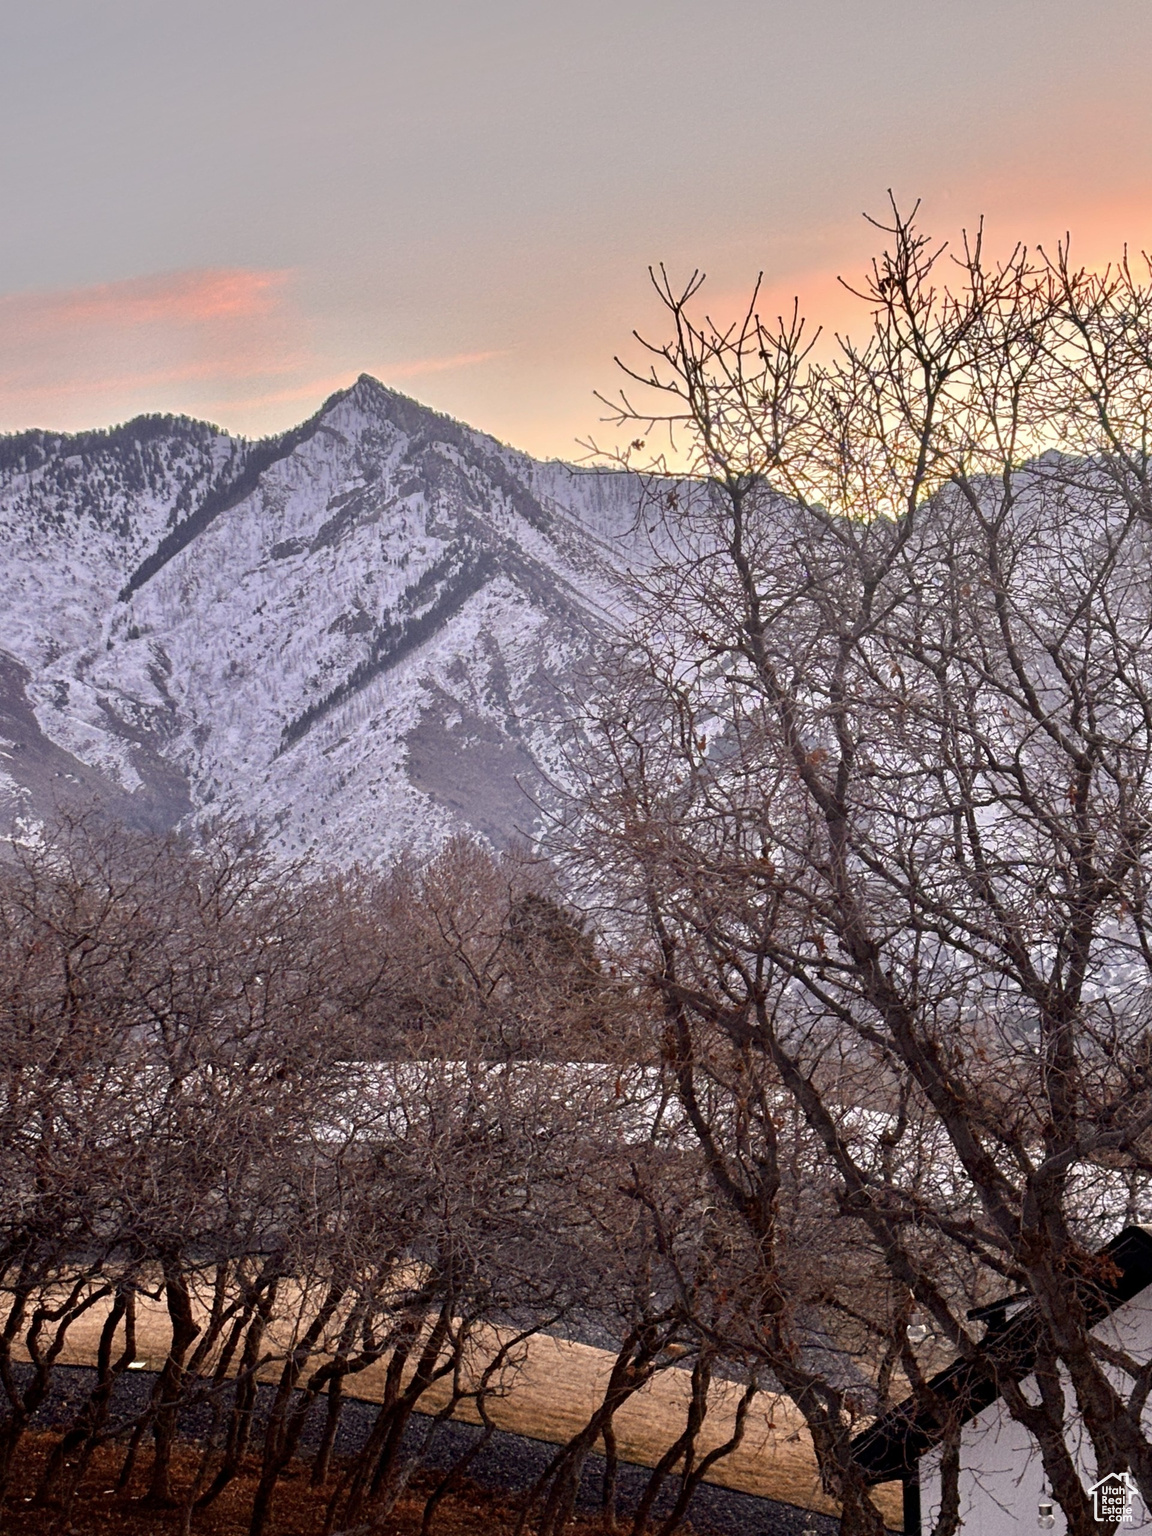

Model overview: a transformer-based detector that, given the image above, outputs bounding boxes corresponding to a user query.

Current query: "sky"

[3,0,1152,460]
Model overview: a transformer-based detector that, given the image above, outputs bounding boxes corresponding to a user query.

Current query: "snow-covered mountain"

[0,376,649,862]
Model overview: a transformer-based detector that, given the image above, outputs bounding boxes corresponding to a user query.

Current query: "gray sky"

[3,0,1152,456]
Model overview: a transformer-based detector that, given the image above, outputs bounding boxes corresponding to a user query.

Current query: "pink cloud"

[198,352,507,416]
[668,190,1152,382]
[196,373,363,413]
[0,356,306,405]
[384,348,505,380]
[0,268,505,437]
[0,267,311,429]
[0,268,291,338]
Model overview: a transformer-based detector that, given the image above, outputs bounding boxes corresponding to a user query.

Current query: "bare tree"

[326,837,637,1062]
[0,813,827,1536]
[567,202,1152,1533]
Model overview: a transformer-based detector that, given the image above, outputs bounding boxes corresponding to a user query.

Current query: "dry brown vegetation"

[2,816,894,1536]
[0,1432,613,1536]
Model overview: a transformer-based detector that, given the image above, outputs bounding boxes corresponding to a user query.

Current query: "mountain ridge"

[0,377,649,861]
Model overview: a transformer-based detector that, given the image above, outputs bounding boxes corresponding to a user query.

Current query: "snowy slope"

[0,376,649,862]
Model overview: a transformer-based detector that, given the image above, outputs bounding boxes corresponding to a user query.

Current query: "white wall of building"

[917,1290,1152,1533]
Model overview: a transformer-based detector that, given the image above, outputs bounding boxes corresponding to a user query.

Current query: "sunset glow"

[4,1,1152,454]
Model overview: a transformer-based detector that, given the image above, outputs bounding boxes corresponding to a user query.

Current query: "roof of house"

[850,1225,1152,1486]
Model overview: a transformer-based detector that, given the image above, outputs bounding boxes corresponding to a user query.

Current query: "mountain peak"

[0,390,646,862]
